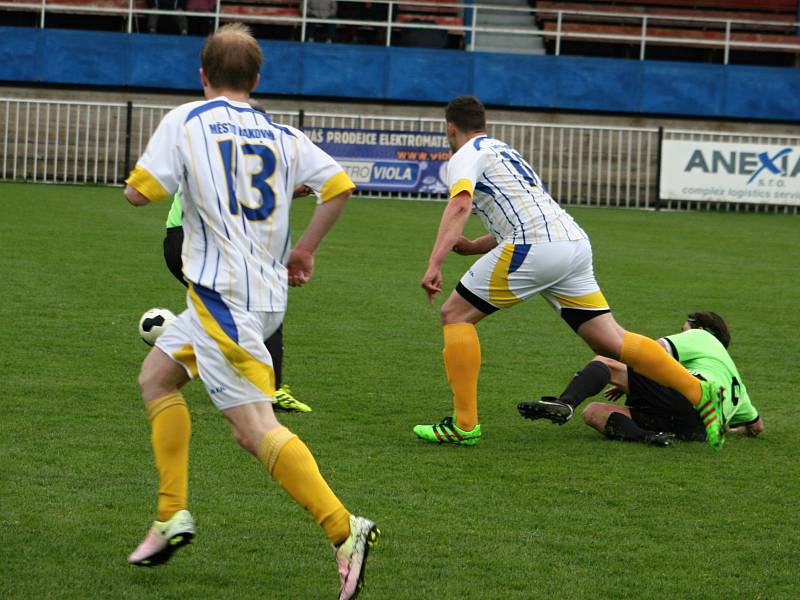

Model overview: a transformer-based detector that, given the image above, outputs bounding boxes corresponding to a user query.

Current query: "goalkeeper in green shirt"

[163,191,312,413]
[518,311,763,446]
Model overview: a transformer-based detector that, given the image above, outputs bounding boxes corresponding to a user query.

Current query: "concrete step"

[473,31,546,54]
[471,0,530,6]
[476,11,535,27]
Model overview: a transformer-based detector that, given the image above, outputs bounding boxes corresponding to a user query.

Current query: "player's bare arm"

[452,234,498,256]
[124,185,150,207]
[288,190,352,287]
[421,191,473,303]
[728,416,764,437]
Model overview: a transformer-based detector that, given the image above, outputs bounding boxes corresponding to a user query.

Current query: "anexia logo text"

[684,147,799,185]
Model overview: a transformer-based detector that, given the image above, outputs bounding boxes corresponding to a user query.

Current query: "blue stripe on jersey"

[483,173,527,244]
[193,284,239,343]
[472,135,488,150]
[185,99,269,124]
[198,113,231,240]
[476,179,517,241]
[243,256,250,311]
[264,115,296,137]
[494,153,549,243]
[197,218,209,281]
[213,248,220,288]
[279,227,291,264]
[509,244,531,274]
[270,256,276,311]
[278,133,290,190]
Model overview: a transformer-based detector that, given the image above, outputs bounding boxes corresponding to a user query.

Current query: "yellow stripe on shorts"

[172,343,199,379]
[488,243,524,308]
[188,285,276,396]
[551,290,609,310]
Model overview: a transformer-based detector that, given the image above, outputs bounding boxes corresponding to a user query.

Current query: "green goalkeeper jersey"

[165,191,183,228]
[664,329,759,427]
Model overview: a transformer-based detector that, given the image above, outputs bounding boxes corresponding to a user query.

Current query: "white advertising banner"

[660,140,800,206]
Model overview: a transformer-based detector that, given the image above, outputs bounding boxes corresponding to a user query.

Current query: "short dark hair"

[687,311,731,348]
[445,96,486,133]
[201,23,262,92]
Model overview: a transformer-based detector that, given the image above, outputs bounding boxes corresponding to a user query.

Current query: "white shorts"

[156,283,284,411]
[457,239,609,318]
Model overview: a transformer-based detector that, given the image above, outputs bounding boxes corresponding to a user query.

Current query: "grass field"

[1,181,798,600]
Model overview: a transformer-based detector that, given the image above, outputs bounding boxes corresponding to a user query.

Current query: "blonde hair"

[201,24,262,92]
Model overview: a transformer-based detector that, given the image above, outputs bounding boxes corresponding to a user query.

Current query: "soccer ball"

[138,307,176,346]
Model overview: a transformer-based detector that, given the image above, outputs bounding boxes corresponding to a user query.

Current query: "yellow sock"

[443,323,481,431]
[146,392,191,522]
[620,332,701,405]
[258,426,351,546]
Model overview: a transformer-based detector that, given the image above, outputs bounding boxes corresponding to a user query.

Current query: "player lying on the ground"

[414,95,726,451]
[518,311,763,446]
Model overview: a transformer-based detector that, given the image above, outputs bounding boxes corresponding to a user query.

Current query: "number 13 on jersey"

[218,139,277,221]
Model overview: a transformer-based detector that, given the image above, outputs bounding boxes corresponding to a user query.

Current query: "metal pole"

[214,0,220,31]
[639,15,647,60]
[301,0,307,42]
[298,109,305,130]
[724,20,731,64]
[555,11,562,56]
[386,0,393,47]
[469,5,478,51]
[654,126,663,211]
[123,101,132,183]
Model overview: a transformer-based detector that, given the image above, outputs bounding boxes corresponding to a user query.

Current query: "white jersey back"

[127,96,353,312]
[447,135,587,245]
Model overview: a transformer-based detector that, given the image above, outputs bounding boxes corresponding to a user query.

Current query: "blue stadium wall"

[1,27,799,121]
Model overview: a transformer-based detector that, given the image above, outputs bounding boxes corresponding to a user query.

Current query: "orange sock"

[443,323,481,431]
[146,392,191,522]
[258,426,351,546]
[619,332,701,405]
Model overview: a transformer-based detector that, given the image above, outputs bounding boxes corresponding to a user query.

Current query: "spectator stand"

[0,0,798,64]
[534,0,800,65]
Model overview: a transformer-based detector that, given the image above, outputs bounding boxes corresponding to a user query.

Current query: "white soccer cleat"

[128,509,195,567]
[334,515,381,600]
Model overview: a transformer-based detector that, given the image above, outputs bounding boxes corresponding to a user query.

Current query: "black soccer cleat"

[517,397,574,425]
[642,431,675,447]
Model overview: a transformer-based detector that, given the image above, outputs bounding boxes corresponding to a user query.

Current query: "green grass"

[1,181,798,599]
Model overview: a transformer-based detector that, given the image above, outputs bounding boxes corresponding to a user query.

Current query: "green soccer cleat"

[272,385,312,413]
[696,380,725,451]
[128,509,195,567]
[413,416,481,446]
[334,515,381,600]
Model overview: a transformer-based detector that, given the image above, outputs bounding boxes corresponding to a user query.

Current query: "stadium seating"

[535,0,800,56]
[219,0,299,20]
[394,0,464,45]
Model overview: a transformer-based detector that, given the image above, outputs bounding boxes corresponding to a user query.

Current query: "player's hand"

[603,386,625,402]
[293,184,313,198]
[452,236,477,255]
[421,265,443,304]
[287,248,314,287]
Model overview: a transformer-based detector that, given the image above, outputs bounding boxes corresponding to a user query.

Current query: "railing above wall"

[2,96,797,214]
[0,0,798,65]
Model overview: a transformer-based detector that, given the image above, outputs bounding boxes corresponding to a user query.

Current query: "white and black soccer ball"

[138,307,176,346]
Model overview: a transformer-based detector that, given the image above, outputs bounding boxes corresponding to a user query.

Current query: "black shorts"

[163,226,187,288]
[625,368,707,441]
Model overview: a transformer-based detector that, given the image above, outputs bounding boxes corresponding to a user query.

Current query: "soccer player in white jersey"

[414,95,726,451]
[123,24,379,600]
